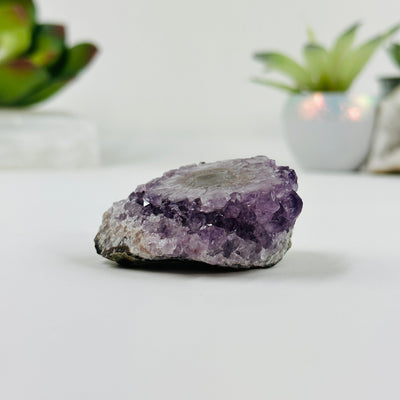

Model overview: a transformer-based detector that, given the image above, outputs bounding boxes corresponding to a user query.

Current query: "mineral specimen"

[95,156,303,269]
[365,85,400,173]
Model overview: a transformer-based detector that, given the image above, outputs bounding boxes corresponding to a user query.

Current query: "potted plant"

[0,0,98,169]
[379,43,400,97]
[253,22,400,171]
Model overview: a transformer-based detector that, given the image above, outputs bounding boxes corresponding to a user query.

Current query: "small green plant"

[388,43,400,68]
[0,0,97,107]
[253,22,400,93]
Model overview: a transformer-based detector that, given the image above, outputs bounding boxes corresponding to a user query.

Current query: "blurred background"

[32,0,400,165]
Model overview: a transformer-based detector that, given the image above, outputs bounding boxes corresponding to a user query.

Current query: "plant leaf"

[253,52,311,88]
[328,22,360,87]
[388,43,400,68]
[0,59,49,105]
[0,0,36,21]
[306,26,318,44]
[54,43,98,79]
[330,22,360,61]
[252,77,300,93]
[339,23,400,89]
[303,43,330,89]
[28,24,66,67]
[16,43,98,106]
[0,4,33,63]
[14,80,67,106]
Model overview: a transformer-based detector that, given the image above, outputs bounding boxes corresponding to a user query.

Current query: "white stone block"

[0,111,100,169]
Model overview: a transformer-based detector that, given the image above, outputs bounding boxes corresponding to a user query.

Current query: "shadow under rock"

[107,249,348,279]
[108,258,256,275]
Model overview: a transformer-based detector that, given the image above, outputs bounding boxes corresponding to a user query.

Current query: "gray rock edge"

[94,234,292,270]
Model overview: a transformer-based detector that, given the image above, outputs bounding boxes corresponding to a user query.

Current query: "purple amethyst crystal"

[94,156,303,269]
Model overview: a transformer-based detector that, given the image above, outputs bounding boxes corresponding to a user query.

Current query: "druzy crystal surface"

[95,156,303,268]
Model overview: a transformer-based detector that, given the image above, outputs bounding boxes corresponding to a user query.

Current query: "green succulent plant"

[253,22,400,93]
[388,43,400,69]
[0,0,97,107]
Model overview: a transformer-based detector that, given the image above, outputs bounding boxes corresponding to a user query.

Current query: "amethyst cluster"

[95,156,303,269]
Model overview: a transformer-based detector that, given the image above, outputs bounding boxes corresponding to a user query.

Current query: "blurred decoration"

[0,0,97,107]
[0,0,100,169]
[0,110,99,168]
[253,22,400,93]
[364,86,400,173]
[252,21,400,171]
[366,45,400,173]
[379,43,400,97]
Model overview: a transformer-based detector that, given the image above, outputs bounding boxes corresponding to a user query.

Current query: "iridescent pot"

[283,92,376,171]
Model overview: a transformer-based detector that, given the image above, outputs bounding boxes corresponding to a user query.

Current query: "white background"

[1,166,400,400]
[2,2,400,399]
[35,0,400,163]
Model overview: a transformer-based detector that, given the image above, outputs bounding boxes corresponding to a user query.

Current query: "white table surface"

[1,160,400,400]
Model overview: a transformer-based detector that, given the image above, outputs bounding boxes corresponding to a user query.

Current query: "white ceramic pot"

[283,92,376,171]
[0,110,100,169]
